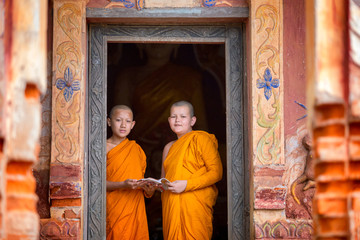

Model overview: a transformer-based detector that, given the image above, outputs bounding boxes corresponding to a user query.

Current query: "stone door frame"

[86,24,249,240]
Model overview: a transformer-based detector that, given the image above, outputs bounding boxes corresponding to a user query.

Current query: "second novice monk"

[106,105,155,240]
[161,101,223,240]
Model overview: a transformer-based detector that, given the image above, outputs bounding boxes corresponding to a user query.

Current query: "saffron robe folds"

[162,131,223,240]
[106,139,149,240]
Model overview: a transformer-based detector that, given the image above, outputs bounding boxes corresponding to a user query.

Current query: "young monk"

[161,100,223,240]
[106,105,155,240]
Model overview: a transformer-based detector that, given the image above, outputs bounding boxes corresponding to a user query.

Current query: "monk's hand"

[141,183,157,198]
[168,180,187,193]
[124,179,139,190]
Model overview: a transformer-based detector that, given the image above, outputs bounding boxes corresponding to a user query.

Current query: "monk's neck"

[108,136,126,145]
[176,130,193,139]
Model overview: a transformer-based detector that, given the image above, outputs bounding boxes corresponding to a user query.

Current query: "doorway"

[107,42,227,239]
[87,25,248,240]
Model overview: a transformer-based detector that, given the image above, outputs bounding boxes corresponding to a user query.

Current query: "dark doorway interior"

[107,43,227,240]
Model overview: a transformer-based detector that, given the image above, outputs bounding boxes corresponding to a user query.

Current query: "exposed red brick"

[6,195,37,212]
[316,181,350,195]
[315,137,347,161]
[315,162,345,180]
[315,197,347,215]
[349,162,360,179]
[49,164,81,182]
[49,182,81,199]
[318,216,348,235]
[6,172,36,194]
[351,196,360,211]
[315,104,345,122]
[64,209,79,218]
[254,188,286,209]
[254,166,285,177]
[254,176,283,188]
[350,122,360,136]
[350,140,360,161]
[6,161,33,175]
[51,198,81,207]
[313,124,346,140]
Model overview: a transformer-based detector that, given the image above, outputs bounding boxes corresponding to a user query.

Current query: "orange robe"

[106,138,149,240]
[162,131,223,240]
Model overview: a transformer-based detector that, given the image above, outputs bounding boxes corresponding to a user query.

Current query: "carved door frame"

[86,25,249,240]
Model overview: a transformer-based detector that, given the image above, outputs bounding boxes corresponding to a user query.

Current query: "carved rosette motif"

[88,25,248,239]
[253,2,284,166]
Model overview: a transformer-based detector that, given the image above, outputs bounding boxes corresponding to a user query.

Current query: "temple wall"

[0,0,353,239]
[33,0,311,239]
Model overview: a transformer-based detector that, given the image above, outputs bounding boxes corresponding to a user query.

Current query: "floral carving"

[57,4,81,43]
[52,1,83,164]
[256,68,279,100]
[56,67,80,102]
[254,3,282,165]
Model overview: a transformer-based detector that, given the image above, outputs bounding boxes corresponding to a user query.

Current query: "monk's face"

[168,105,196,138]
[108,109,135,139]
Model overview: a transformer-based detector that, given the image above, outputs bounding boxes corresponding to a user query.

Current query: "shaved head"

[170,101,194,117]
[109,105,133,119]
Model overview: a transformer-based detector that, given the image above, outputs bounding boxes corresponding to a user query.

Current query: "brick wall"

[0,0,47,239]
[308,0,360,238]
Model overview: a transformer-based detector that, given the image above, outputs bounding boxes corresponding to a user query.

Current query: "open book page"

[138,177,171,191]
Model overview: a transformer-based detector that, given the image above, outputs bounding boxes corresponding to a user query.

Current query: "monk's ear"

[131,120,136,129]
[190,116,196,127]
[107,118,111,127]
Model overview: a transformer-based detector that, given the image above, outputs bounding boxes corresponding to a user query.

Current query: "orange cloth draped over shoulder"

[106,138,149,240]
[162,131,223,240]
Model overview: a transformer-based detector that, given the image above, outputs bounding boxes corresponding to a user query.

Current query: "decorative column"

[307,0,360,238]
[41,0,86,238]
[250,0,285,231]
[2,0,47,239]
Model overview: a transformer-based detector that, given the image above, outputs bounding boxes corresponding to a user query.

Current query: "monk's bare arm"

[106,179,138,191]
[161,141,174,179]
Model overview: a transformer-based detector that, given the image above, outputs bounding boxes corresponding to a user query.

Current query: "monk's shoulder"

[193,130,214,140]
[164,140,175,151]
[193,131,218,147]
[129,140,145,153]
